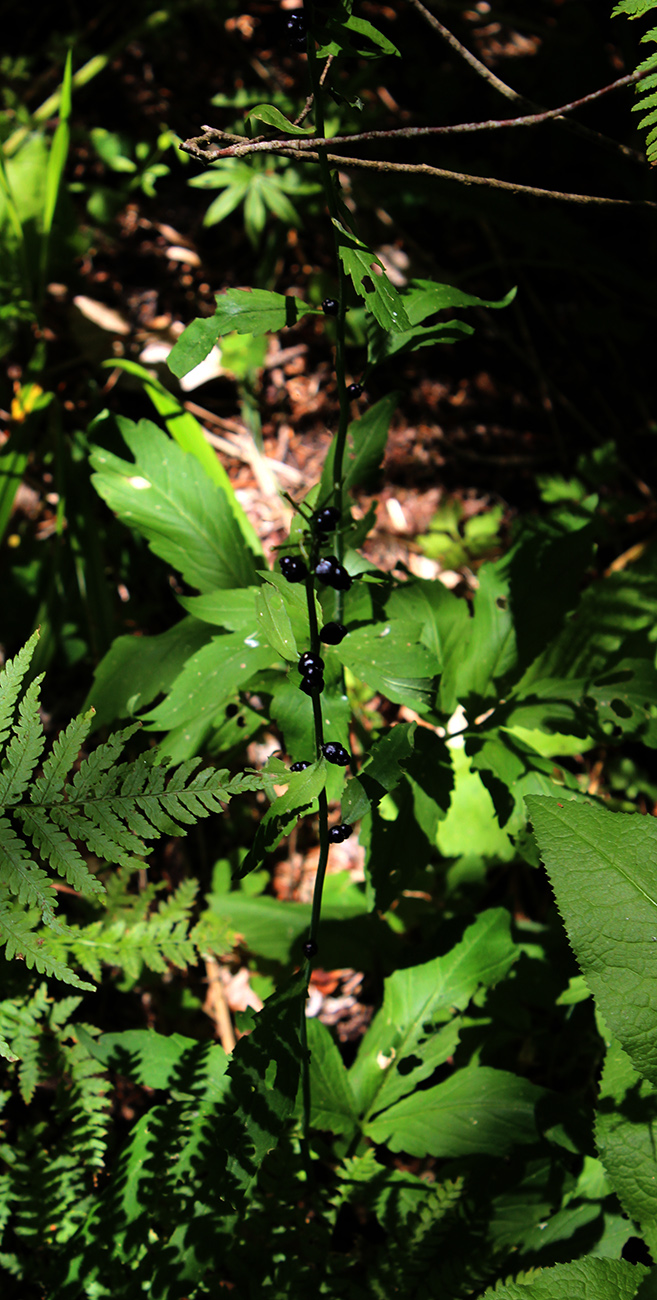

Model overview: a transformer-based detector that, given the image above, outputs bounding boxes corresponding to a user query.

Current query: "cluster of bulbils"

[279,506,351,704]
[282,505,354,842]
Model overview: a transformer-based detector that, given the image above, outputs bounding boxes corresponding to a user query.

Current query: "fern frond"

[613,0,657,162]
[14,807,103,898]
[0,899,94,990]
[0,983,50,1098]
[0,815,57,921]
[41,879,199,982]
[0,636,269,985]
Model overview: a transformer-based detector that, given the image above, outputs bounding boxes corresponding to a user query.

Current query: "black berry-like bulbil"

[320,621,347,646]
[346,383,363,399]
[297,652,324,675]
[328,823,354,844]
[290,760,311,772]
[302,939,318,958]
[300,671,324,696]
[315,556,352,591]
[321,298,339,316]
[286,11,307,48]
[280,555,308,583]
[322,741,350,766]
[314,506,341,534]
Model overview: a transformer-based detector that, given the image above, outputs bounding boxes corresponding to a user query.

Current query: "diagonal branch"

[405,0,644,162]
[181,137,655,207]
[405,0,530,104]
[185,72,643,163]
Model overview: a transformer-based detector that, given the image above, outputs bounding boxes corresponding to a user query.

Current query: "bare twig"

[187,72,642,162]
[203,956,236,1053]
[293,54,334,128]
[181,138,656,208]
[405,0,644,162]
[405,0,529,104]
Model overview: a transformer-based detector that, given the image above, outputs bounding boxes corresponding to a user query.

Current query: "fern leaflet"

[0,634,268,987]
[613,0,657,162]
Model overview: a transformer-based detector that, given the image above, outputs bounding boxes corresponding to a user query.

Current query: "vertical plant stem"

[305,9,351,621]
[301,13,353,1184]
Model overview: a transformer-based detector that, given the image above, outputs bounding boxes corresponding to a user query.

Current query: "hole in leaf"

[496,596,507,609]
[361,275,375,293]
[397,1054,422,1076]
[610,697,632,718]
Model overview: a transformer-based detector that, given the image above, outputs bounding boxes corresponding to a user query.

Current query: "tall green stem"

[305,15,351,620]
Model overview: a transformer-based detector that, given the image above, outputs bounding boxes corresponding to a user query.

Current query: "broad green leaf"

[84,617,212,728]
[316,11,400,58]
[452,557,517,704]
[437,739,517,861]
[246,104,315,135]
[365,1065,545,1157]
[99,361,263,557]
[506,513,595,678]
[341,721,418,823]
[262,670,316,767]
[351,908,517,1119]
[168,289,312,377]
[527,797,657,1086]
[596,1037,657,1257]
[367,277,514,370]
[255,586,298,661]
[142,632,276,731]
[466,729,581,829]
[258,570,323,646]
[333,219,410,332]
[80,1027,229,1101]
[586,658,657,746]
[307,1016,360,1136]
[320,392,399,503]
[517,556,657,692]
[200,872,367,961]
[476,1256,648,1300]
[333,618,436,712]
[90,418,259,592]
[385,577,471,712]
[177,587,259,630]
[238,758,329,878]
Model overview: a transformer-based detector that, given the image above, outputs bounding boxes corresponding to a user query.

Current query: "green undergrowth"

[1,1,657,1297]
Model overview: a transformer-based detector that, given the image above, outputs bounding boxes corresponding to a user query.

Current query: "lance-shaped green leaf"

[350,908,517,1119]
[254,585,297,660]
[167,289,313,378]
[245,104,315,135]
[476,1256,649,1300]
[91,418,259,592]
[366,277,515,371]
[596,1036,657,1258]
[365,1065,545,1157]
[317,11,400,58]
[332,220,410,332]
[526,796,657,1086]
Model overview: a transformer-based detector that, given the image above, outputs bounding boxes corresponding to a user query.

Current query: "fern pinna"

[0,629,266,998]
[613,0,657,162]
